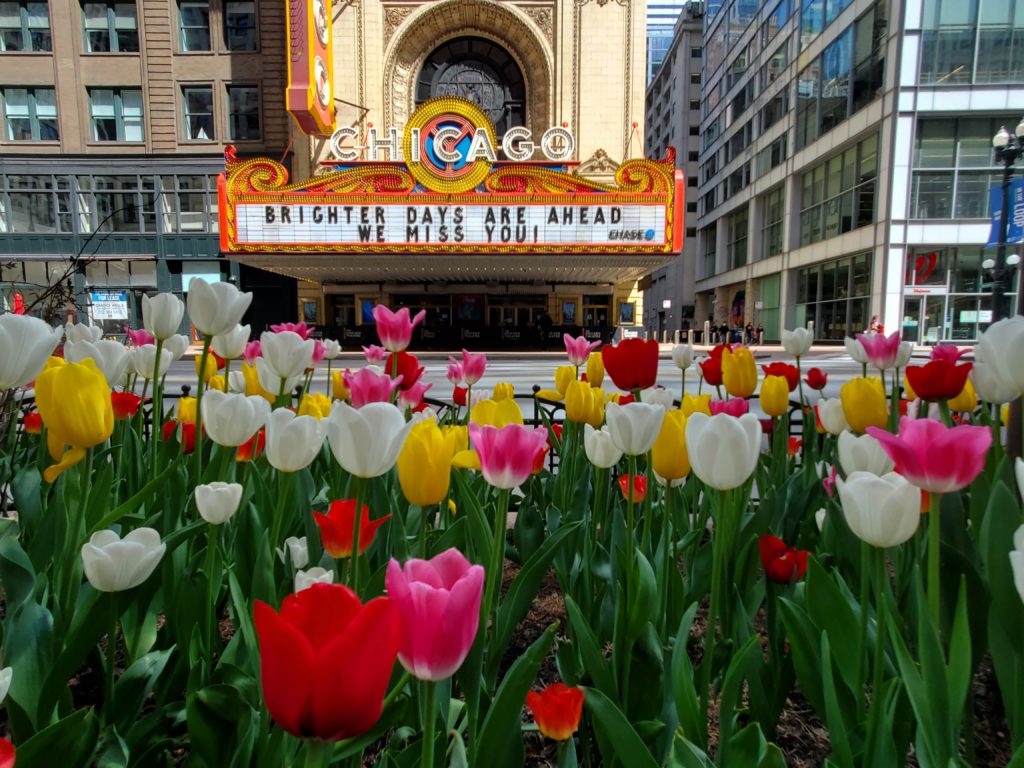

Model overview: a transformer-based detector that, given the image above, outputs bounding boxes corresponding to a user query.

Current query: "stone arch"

[383,0,554,139]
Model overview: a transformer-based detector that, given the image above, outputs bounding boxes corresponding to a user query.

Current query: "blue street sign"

[986,178,1024,248]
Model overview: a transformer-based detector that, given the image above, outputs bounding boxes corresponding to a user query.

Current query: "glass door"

[901,297,922,343]
[921,295,946,344]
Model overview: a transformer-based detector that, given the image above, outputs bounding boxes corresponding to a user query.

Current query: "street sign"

[986,178,1024,248]
[89,291,128,320]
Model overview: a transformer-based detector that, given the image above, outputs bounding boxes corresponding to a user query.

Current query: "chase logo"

[644,229,655,241]
[404,98,496,194]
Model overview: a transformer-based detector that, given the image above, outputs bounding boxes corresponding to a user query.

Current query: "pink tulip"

[469,423,548,489]
[312,340,327,364]
[563,334,601,367]
[343,367,402,408]
[930,345,966,364]
[125,326,155,347]
[243,340,262,363]
[385,548,484,681]
[271,321,311,339]
[398,381,432,411]
[856,331,902,370]
[373,306,426,353]
[449,349,486,386]
[867,417,992,494]
[446,362,465,386]
[362,345,389,364]
[709,398,749,416]
[822,465,837,498]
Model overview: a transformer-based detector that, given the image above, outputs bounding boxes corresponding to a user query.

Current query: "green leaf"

[584,687,660,768]
[669,603,704,748]
[113,647,175,730]
[0,535,37,608]
[627,550,658,642]
[15,707,99,768]
[564,595,618,699]
[476,623,557,768]
[778,597,825,717]
[88,460,179,535]
[186,684,259,768]
[716,635,760,765]
[818,633,853,768]
[453,470,493,566]
[805,558,862,696]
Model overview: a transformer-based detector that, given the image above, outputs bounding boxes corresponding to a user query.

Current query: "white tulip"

[844,336,868,365]
[194,481,243,525]
[1016,457,1024,502]
[295,567,334,593]
[325,401,420,478]
[322,339,342,360]
[604,402,664,456]
[164,334,190,362]
[276,536,308,569]
[260,330,314,378]
[1011,524,1024,605]
[0,666,11,704]
[639,387,676,413]
[895,341,914,369]
[227,370,247,393]
[141,293,185,341]
[130,344,172,380]
[685,412,762,490]
[64,339,130,389]
[654,470,686,488]
[671,344,693,370]
[81,528,166,592]
[817,398,849,435]
[971,361,1018,405]
[781,327,813,358]
[255,356,302,398]
[975,316,1024,397]
[64,321,102,344]
[264,409,325,472]
[0,314,63,390]
[837,431,894,477]
[815,508,827,531]
[583,424,624,468]
[186,278,253,337]
[836,472,920,548]
[212,324,251,361]
[201,390,270,447]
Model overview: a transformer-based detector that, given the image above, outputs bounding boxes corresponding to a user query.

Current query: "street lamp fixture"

[990,120,1024,322]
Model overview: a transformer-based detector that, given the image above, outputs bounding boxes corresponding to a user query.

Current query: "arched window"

[416,36,526,139]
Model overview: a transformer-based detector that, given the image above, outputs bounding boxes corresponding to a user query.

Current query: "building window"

[688,150,698,162]
[800,134,877,246]
[0,173,71,232]
[687,176,698,188]
[761,186,785,258]
[688,124,699,136]
[159,174,219,232]
[88,88,143,141]
[686,201,697,213]
[82,2,138,52]
[227,84,260,140]
[920,0,1024,85]
[761,39,790,89]
[691,46,701,58]
[689,99,700,111]
[178,0,210,51]
[182,85,214,140]
[224,1,255,50]
[690,72,701,84]
[755,135,787,177]
[686,226,697,237]
[726,205,748,270]
[796,253,871,338]
[0,1,50,51]
[911,117,1006,219]
[758,273,782,338]
[1,86,57,140]
[701,223,717,278]
[75,174,155,232]
[762,0,790,46]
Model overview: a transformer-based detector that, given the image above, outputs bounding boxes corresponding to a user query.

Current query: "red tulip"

[314,500,390,559]
[804,367,828,391]
[601,338,659,392]
[162,420,196,454]
[709,343,734,359]
[237,429,265,462]
[385,351,425,391]
[617,393,636,405]
[526,683,585,741]
[761,362,799,392]
[23,410,42,434]
[812,404,826,433]
[787,437,803,456]
[453,386,468,406]
[254,583,401,741]
[904,361,972,402]
[111,392,143,420]
[532,445,550,474]
[930,345,966,364]
[548,423,563,449]
[699,357,724,386]
[760,418,774,434]
[617,474,647,503]
[759,534,809,584]
[0,737,14,768]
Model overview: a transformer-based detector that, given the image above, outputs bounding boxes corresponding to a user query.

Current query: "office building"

[647,0,691,83]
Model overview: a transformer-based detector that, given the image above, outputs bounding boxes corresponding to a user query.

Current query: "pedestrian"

[744,322,753,345]
[868,315,881,333]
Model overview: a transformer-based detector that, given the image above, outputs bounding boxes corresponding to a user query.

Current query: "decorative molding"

[623,0,631,157]
[383,6,414,45]
[576,148,620,176]
[521,6,553,45]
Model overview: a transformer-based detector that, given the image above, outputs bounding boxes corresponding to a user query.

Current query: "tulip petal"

[254,600,316,738]
[278,582,362,655]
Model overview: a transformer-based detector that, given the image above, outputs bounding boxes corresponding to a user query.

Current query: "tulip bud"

[321,338,342,360]
[835,472,920,548]
[605,402,664,455]
[1011,523,1024,605]
[837,431,894,476]
[651,410,689,480]
[326,401,420,478]
[164,333,190,362]
[844,336,868,365]
[186,278,253,337]
[586,351,605,388]
[817,397,849,435]
[294,567,334,593]
[947,378,978,414]
[781,327,813,358]
[131,344,172,380]
[554,365,576,396]
[583,424,624,468]
[0,666,11,705]
[759,375,790,417]
[814,508,827,531]
[721,347,758,399]
[201,390,270,446]
[64,339,131,389]
[194,481,243,525]
[1016,457,1024,502]
[276,536,308,569]
[212,324,251,361]
[0,315,64,390]
[264,409,325,472]
[671,344,694,370]
[81,528,166,592]
[639,386,676,413]
[686,412,762,490]
[397,420,458,506]
[840,377,888,434]
[65,321,102,344]
[142,292,185,341]
[492,381,514,401]
[526,683,585,742]
[681,392,712,417]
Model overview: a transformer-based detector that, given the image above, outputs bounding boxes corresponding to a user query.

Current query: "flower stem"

[928,491,943,627]
[421,680,438,768]
[349,476,367,596]
[871,547,887,706]
[303,739,332,768]
[382,671,412,711]
[193,335,212,480]
[484,488,512,631]
[796,356,807,411]
[204,523,219,668]
[105,594,119,723]
[269,471,293,559]
[150,337,164,481]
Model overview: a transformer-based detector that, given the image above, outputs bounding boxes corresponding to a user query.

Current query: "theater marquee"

[219,97,684,256]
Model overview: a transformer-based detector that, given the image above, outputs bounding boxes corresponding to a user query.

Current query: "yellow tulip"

[241,362,274,402]
[1003,403,1010,426]
[398,420,459,506]
[840,377,889,433]
[565,380,605,426]
[452,449,482,471]
[35,358,113,482]
[681,393,711,417]
[759,375,790,417]
[176,396,197,424]
[948,378,978,414]
[208,374,226,392]
[721,347,758,399]
[471,398,523,427]
[903,373,917,402]
[651,410,690,480]
[448,499,458,516]
[586,351,605,388]
[332,369,350,401]
[195,353,218,383]
[493,382,514,401]
[298,392,332,419]
[442,425,469,454]
[554,365,576,396]
[536,389,565,402]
